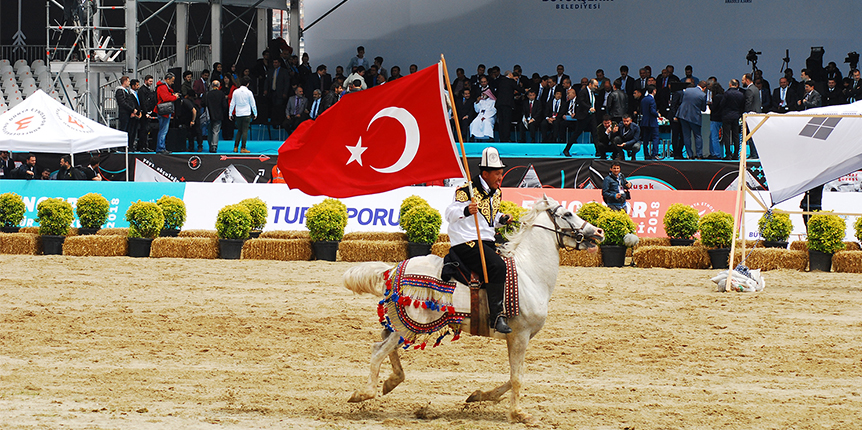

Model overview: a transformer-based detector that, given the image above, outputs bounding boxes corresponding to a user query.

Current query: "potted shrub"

[402,204,442,257]
[215,203,252,259]
[699,211,734,269]
[0,192,26,233]
[497,200,528,243]
[758,210,792,248]
[239,197,268,238]
[576,201,610,226]
[125,201,165,257]
[76,193,109,235]
[807,212,846,272]
[853,216,862,245]
[596,210,636,267]
[157,195,186,237]
[36,198,75,255]
[399,195,430,223]
[664,203,700,246]
[305,198,348,261]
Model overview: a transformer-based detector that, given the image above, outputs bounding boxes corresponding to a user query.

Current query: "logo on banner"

[542,0,612,11]
[188,156,201,170]
[799,116,841,140]
[2,109,46,136]
[55,108,94,133]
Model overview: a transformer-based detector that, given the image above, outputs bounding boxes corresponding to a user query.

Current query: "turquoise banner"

[1,180,186,229]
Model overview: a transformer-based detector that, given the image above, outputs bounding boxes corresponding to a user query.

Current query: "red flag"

[276,63,465,197]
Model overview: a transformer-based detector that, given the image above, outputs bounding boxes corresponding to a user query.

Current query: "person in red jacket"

[155,72,180,154]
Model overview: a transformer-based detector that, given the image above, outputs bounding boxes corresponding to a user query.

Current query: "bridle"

[530,204,591,249]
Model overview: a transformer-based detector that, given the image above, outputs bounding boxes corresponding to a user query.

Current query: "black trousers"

[451,241,506,317]
[564,114,597,155]
[496,105,514,142]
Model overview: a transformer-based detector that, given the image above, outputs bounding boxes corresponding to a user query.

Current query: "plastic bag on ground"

[711,267,765,292]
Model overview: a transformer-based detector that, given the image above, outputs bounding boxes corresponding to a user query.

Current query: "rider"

[445,147,514,334]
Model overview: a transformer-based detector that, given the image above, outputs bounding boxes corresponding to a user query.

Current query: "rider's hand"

[500,214,513,225]
[464,201,478,216]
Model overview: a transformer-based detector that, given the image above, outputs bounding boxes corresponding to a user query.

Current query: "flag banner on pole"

[276,62,465,198]
[745,101,862,205]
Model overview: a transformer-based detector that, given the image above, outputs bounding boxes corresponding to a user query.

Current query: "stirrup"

[493,315,512,333]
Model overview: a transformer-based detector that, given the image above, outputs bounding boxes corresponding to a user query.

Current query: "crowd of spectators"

[0,151,102,181]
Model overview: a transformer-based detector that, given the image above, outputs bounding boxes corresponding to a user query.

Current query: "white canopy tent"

[0,90,129,180]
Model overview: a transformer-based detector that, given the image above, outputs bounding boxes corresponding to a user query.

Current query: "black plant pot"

[707,248,731,269]
[160,228,180,237]
[312,240,339,261]
[128,237,154,257]
[808,249,833,272]
[1,226,21,233]
[249,230,262,239]
[669,238,695,246]
[407,242,433,258]
[600,245,626,267]
[218,238,246,259]
[78,227,99,235]
[762,240,788,249]
[42,235,65,255]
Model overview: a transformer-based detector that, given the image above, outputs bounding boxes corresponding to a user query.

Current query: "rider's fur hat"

[479,147,505,170]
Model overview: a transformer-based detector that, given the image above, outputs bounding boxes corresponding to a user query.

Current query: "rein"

[530,205,589,249]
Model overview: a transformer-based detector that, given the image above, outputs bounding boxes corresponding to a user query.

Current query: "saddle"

[441,250,519,337]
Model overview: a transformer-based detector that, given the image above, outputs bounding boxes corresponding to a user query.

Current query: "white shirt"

[229,85,257,117]
[445,176,504,246]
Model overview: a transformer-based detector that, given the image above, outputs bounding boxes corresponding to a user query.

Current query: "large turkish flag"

[276,63,466,198]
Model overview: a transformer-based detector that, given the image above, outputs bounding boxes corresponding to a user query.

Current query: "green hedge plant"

[76,193,109,229]
[239,197,268,231]
[497,200,528,240]
[399,195,430,224]
[664,203,700,239]
[402,205,443,244]
[807,212,846,254]
[757,210,792,242]
[596,210,636,246]
[36,198,75,236]
[125,201,165,239]
[215,204,252,240]
[853,216,862,243]
[157,195,186,230]
[305,198,348,242]
[577,201,610,226]
[0,192,26,227]
[699,211,734,248]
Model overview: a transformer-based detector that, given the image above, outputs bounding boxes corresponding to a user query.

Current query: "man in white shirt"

[346,46,370,74]
[228,77,258,153]
[444,147,514,334]
[308,89,322,120]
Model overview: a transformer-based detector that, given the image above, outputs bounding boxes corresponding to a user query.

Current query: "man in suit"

[563,79,600,158]
[553,77,573,102]
[771,77,799,113]
[742,73,762,158]
[127,79,143,151]
[633,68,649,95]
[264,57,290,128]
[453,88,476,142]
[319,82,342,115]
[755,78,771,111]
[536,75,554,106]
[657,68,679,118]
[540,90,565,143]
[284,86,309,133]
[553,64,570,86]
[611,114,641,161]
[618,65,636,115]
[115,76,135,137]
[595,115,617,159]
[848,69,862,103]
[494,70,523,142]
[719,80,745,160]
[469,64,486,90]
[136,75,157,151]
[518,89,543,143]
[668,84,685,159]
[638,86,660,160]
[799,81,822,110]
[675,80,708,159]
[305,65,331,99]
[192,70,209,105]
[0,151,14,179]
[307,89,323,120]
[607,79,627,123]
[823,78,846,106]
[205,80,227,153]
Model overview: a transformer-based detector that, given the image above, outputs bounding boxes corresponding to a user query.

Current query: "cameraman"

[602,161,632,211]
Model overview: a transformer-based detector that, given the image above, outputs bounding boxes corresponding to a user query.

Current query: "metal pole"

[125,0,138,77]
[211,0,222,66]
[176,2,188,71]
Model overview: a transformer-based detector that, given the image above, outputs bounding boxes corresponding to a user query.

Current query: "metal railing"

[0,45,48,64]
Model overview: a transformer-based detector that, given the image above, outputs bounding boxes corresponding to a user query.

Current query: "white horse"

[342,195,604,423]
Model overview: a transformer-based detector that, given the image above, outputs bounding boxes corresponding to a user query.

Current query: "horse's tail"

[343,262,392,297]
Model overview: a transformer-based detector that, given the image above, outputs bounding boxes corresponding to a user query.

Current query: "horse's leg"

[465,380,511,403]
[505,330,534,424]
[382,336,405,395]
[348,329,401,402]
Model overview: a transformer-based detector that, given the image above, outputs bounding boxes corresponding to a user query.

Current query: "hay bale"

[833,250,862,273]
[178,229,218,239]
[560,248,602,267]
[436,234,449,244]
[241,238,312,261]
[62,235,127,257]
[431,242,450,257]
[340,240,407,262]
[97,228,129,236]
[632,245,710,269]
[259,230,310,240]
[732,248,807,271]
[20,227,39,234]
[790,241,808,251]
[844,241,860,251]
[637,237,671,248]
[342,232,407,242]
[0,232,41,255]
[151,237,219,259]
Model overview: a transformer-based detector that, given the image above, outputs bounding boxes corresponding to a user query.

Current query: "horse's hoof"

[348,391,372,403]
[382,379,400,396]
[508,409,535,424]
[465,390,484,403]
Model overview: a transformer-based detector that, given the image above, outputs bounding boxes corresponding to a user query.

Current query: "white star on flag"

[345,139,368,166]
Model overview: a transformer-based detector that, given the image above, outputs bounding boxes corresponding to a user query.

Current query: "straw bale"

[844,241,860,251]
[632,245,710,269]
[0,232,41,255]
[790,241,808,251]
[62,235,127,257]
[178,229,218,239]
[732,248,807,271]
[342,232,407,242]
[241,238,313,261]
[431,242,450,257]
[151,237,219,259]
[832,250,862,273]
[637,237,671,248]
[20,227,39,234]
[340,240,407,262]
[559,248,602,267]
[436,234,449,244]
[97,228,129,236]
[259,230,311,240]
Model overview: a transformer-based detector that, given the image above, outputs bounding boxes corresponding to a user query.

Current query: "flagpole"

[441,54,489,284]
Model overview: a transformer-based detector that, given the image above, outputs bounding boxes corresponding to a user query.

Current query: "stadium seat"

[7,94,23,107]
[31,65,48,76]
[22,86,37,97]
[31,59,45,69]
[1,74,16,88]
[12,59,28,71]
[190,59,205,72]
[20,76,36,87]
[138,59,151,69]
[16,70,32,82]
[0,64,12,74]
[0,104,8,115]
[0,59,10,67]
[15,65,30,76]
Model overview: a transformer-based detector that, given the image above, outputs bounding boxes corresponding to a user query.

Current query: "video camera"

[746,49,761,64]
[845,51,860,70]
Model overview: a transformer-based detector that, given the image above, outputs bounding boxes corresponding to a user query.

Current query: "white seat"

[0,65,12,74]
[1,75,16,88]
[31,59,45,69]
[20,76,36,87]
[0,59,10,67]
[71,72,86,83]
[31,65,48,76]
[7,95,23,107]
[36,71,51,83]
[16,71,32,82]
[190,60,205,72]
[138,59,151,68]
[3,86,20,97]
[22,86,37,97]
[0,105,8,115]
[15,65,30,76]
[12,59,28,71]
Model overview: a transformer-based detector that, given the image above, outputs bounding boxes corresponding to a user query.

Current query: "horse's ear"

[542,193,549,201]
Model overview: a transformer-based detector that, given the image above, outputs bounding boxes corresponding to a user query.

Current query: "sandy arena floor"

[0,255,860,429]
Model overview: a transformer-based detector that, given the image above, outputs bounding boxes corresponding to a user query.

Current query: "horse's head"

[535,195,604,251]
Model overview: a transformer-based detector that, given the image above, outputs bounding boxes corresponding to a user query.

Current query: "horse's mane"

[498,197,555,258]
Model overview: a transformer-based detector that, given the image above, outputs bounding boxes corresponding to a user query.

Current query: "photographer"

[602,161,632,211]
